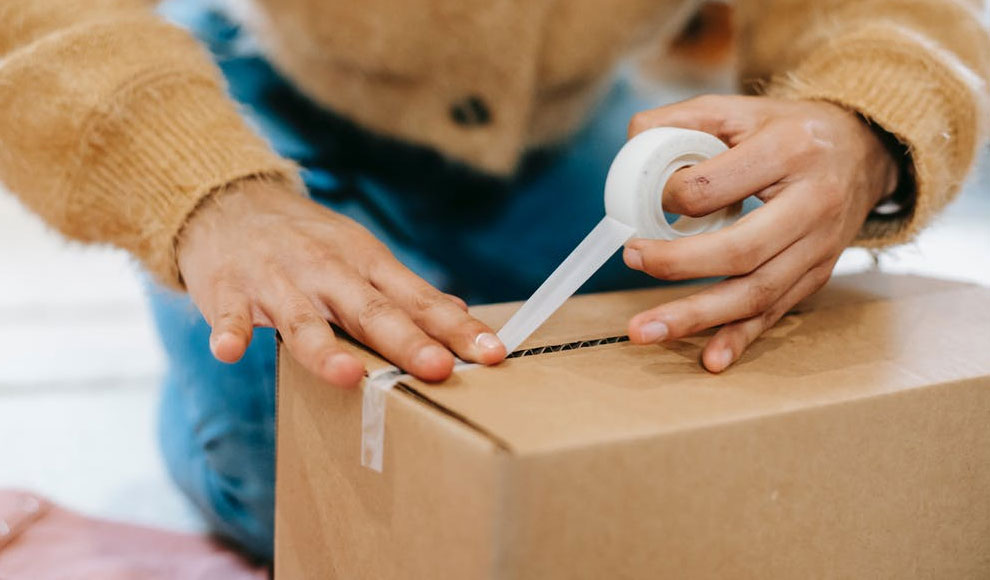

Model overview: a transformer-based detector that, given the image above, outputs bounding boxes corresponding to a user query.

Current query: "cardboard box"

[275,273,990,579]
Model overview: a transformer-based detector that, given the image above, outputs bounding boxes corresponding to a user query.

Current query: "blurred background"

[1,113,988,534]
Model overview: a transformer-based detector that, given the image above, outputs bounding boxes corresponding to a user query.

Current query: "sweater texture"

[1,0,988,287]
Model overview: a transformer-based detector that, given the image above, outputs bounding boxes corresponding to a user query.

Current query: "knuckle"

[300,237,336,265]
[689,94,720,108]
[675,305,705,336]
[725,242,759,274]
[411,288,449,315]
[789,120,830,160]
[365,251,402,280]
[642,254,678,280]
[262,262,295,295]
[761,305,783,329]
[658,261,685,280]
[444,293,469,311]
[628,112,650,136]
[810,266,832,291]
[217,309,251,331]
[286,315,317,341]
[204,274,246,305]
[284,305,320,338]
[671,171,713,217]
[744,280,778,316]
[356,295,398,331]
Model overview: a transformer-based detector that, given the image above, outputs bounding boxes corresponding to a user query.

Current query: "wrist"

[853,112,910,209]
[175,177,301,284]
[856,114,916,216]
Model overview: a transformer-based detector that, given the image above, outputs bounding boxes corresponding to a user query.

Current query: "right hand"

[176,179,507,388]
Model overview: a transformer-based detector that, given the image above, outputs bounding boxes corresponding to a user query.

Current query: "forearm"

[0,1,299,288]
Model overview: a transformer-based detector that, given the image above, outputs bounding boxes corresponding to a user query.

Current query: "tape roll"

[604,127,739,240]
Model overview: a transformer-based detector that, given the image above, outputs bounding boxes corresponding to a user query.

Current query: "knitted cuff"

[72,75,302,289]
[766,25,985,248]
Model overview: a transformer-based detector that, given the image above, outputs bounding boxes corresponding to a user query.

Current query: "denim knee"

[159,377,277,560]
[148,279,279,560]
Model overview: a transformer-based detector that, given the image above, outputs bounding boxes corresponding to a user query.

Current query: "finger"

[445,293,469,312]
[208,286,254,364]
[265,287,364,389]
[628,95,764,141]
[623,181,819,281]
[701,260,836,373]
[374,265,506,365]
[319,274,456,382]
[628,232,822,344]
[661,130,788,217]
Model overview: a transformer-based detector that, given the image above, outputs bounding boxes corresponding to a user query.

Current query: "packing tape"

[362,361,477,471]
[496,127,736,353]
[604,127,736,241]
[362,128,737,472]
[361,367,406,472]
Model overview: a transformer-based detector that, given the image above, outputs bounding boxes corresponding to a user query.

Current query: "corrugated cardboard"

[275,273,990,579]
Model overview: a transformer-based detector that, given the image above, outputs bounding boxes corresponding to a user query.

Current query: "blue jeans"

[151,1,667,561]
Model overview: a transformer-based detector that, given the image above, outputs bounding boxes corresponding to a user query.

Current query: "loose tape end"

[361,368,405,472]
[361,362,477,472]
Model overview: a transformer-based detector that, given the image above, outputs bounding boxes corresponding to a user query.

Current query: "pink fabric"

[0,490,267,579]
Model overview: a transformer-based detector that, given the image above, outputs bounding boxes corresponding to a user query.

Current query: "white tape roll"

[604,127,739,240]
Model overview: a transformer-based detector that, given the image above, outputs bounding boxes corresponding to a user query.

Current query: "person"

[2,0,987,561]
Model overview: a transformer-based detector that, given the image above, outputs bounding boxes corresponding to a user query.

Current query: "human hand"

[623,95,900,372]
[176,180,506,388]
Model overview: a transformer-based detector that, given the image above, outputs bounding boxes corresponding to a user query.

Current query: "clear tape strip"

[361,361,477,472]
[360,367,406,472]
[496,216,636,353]
[360,216,632,473]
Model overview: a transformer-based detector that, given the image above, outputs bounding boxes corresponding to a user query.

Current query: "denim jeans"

[150,1,669,560]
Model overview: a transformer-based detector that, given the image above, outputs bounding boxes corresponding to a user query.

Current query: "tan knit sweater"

[1,0,988,288]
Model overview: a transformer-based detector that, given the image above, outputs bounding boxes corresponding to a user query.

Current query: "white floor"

[0,151,988,534]
[0,193,202,532]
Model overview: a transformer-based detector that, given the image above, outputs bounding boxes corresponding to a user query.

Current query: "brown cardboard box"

[275,273,990,579]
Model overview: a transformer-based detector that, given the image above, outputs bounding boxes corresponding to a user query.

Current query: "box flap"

[389,273,990,454]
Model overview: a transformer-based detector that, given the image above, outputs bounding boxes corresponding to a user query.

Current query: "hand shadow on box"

[640,284,902,379]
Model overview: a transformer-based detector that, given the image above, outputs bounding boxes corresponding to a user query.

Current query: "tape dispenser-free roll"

[605,127,740,240]
[496,127,742,354]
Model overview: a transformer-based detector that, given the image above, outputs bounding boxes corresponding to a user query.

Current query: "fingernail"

[210,331,231,353]
[474,332,503,352]
[624,248,643,270]
[714,348,734,372]
[640,321,668,343]
[414,345,449,369]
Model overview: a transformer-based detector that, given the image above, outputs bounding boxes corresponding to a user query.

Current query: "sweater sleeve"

[0,1,300,288]
[734,0,990,247]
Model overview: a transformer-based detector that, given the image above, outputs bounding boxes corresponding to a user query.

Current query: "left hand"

[623,95,900,373]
